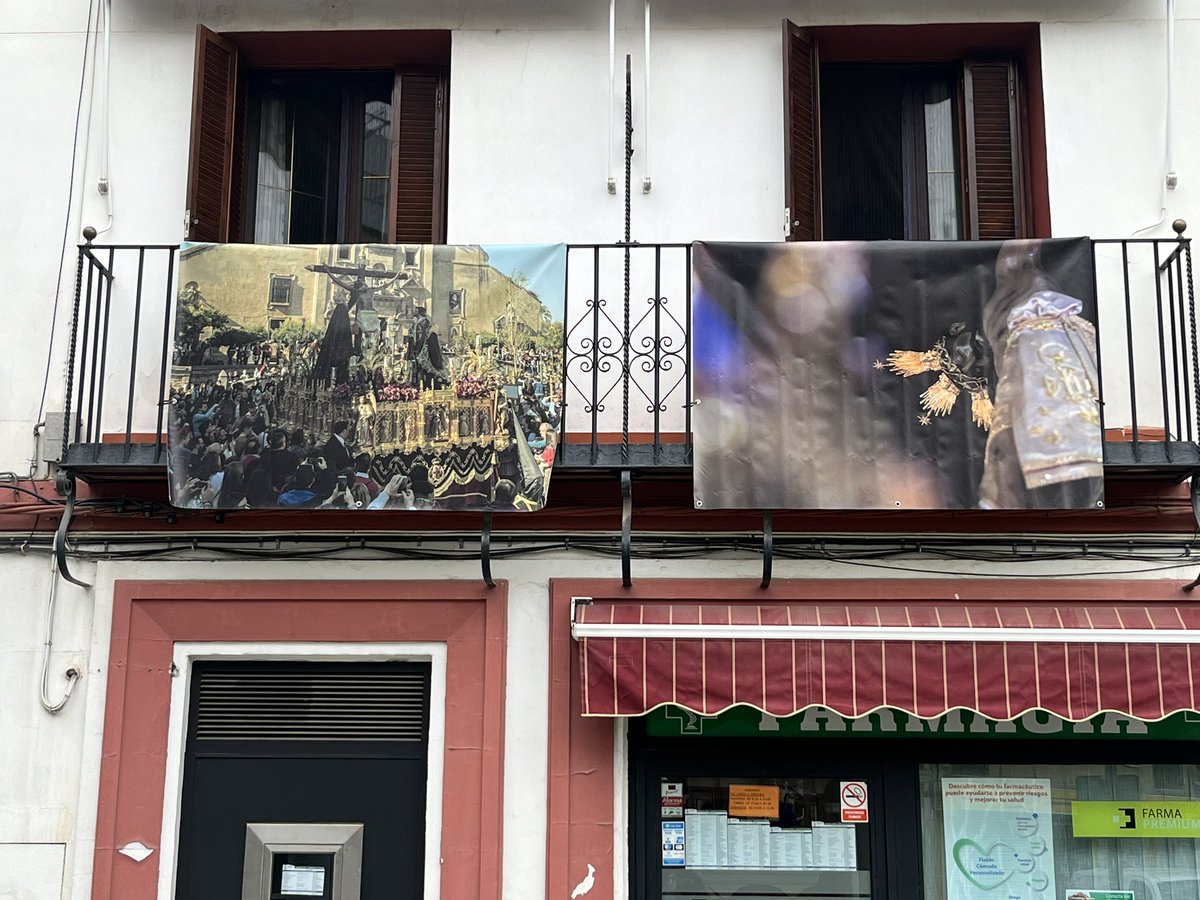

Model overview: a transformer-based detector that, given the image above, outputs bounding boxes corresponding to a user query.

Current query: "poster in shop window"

[941,778,1056,900]
[167,243,566,511]
[691,239,1102,510]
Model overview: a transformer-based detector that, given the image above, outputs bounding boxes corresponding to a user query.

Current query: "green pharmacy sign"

[1073,801,1200,838]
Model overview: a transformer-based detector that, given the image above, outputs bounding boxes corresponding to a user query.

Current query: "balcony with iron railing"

[59,227,1200,487]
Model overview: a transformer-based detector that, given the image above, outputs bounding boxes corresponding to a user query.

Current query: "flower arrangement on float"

[454,375,490,399]
[379,384,420,402]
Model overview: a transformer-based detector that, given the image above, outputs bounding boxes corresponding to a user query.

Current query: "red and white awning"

[572,599,1200,721]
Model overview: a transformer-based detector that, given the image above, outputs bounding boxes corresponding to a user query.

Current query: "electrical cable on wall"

[39,557,81,714]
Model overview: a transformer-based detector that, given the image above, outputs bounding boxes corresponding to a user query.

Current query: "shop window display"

[656,776,870,900]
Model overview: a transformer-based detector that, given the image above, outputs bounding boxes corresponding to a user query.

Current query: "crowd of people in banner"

[169,335,563,511]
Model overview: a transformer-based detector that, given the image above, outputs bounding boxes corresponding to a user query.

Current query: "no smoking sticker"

[841,781,869,823]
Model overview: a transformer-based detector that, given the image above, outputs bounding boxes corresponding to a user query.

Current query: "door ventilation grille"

[195,668,428,742]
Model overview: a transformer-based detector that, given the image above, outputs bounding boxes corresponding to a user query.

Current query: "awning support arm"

[481,510,495,588]
[570,596,593,631]
[621,469,633,588]
[761,511,773,589]
[1182,477,1200,591]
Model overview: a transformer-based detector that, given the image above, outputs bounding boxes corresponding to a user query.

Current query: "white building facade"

[4,3,1200,900]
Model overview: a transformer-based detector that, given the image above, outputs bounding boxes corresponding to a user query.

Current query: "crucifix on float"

[305,261,405,385]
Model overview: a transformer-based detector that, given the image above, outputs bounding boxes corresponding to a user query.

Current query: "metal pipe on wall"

[1134,0,1179,234]
[1166,0,1177,189]
[608,0,617,194]
[94,0,115,234]
[642,0,652,193]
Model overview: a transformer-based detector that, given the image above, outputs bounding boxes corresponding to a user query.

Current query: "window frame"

[782,22,1050,242]
[267,273,295,308]
[185,26,450,245]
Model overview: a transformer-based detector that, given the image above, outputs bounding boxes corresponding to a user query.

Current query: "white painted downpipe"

[607,0,617,194]
[1165,0,1177,190]
[1134,0,1178,234]
[642,0,652,193]
[94,0,115,235]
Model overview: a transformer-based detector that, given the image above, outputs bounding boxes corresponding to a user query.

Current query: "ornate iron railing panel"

[59,235,1198,477]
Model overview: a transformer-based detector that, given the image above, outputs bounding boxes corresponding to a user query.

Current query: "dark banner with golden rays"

[168,243,565,511]
[691,239,1102,510]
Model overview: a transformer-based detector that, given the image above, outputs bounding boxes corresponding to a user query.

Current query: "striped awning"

[571,599,1200,721]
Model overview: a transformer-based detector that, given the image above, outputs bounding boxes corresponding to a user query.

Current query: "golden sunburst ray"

[970,390,994,430]
[886,348,942,377]
[920,374,960,416]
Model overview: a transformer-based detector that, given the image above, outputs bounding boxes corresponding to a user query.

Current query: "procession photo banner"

[168,243,566,511]
[691,239,1102,510]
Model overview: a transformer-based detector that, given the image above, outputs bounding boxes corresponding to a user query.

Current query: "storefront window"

[658,775,871,900]
[920,764,1200,900]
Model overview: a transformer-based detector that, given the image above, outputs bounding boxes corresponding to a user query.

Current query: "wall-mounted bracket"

[481,510,495,588]
[761,511,773,589]
[52,472,90,589]
[570,596,593,629]
[621,469,633,588]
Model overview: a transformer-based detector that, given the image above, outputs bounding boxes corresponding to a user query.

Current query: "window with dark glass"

[268,274,293,306]
[819,64,962,241]
[246,71,394,244]
[783,21,1039,242]
[185,27,448,245]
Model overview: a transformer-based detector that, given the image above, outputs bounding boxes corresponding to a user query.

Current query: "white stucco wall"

[2,2,1200,898]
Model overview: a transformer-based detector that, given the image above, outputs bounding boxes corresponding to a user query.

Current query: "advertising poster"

[168,242,565,511]
[692,239,1101,510]
[942,778,1055,900]
[662,821,685,866]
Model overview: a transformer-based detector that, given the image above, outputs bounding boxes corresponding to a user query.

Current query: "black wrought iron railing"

[60,232,1198,477]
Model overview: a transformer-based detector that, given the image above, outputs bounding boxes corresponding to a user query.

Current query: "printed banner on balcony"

[168,243,565,511]
[692,239,1102,509]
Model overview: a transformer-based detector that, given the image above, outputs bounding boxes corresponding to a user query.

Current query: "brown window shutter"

[783,20,822,241]
[964,58,1028,239]
[226,76,249,242]
[390,70,448,243]
[185,26,239,242]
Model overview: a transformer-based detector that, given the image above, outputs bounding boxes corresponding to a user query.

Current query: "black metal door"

[174,661,430,900]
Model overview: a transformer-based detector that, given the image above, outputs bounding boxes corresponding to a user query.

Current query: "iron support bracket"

[481,510,495,588]
[621,469,633,588]
[1182,477,1200,591]
[761,511,774,589]
[53,472,91,589]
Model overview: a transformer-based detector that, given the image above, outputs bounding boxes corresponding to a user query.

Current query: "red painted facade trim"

[546,578,1191,899]
[3,477,1195,535]
[92,580,506,900]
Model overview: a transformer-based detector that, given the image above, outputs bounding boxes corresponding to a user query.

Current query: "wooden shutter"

[225,75,249,242]
[390,70,448,243]
[185,26,239,242]
[964,58,1028,239]
[782,21,822,241]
